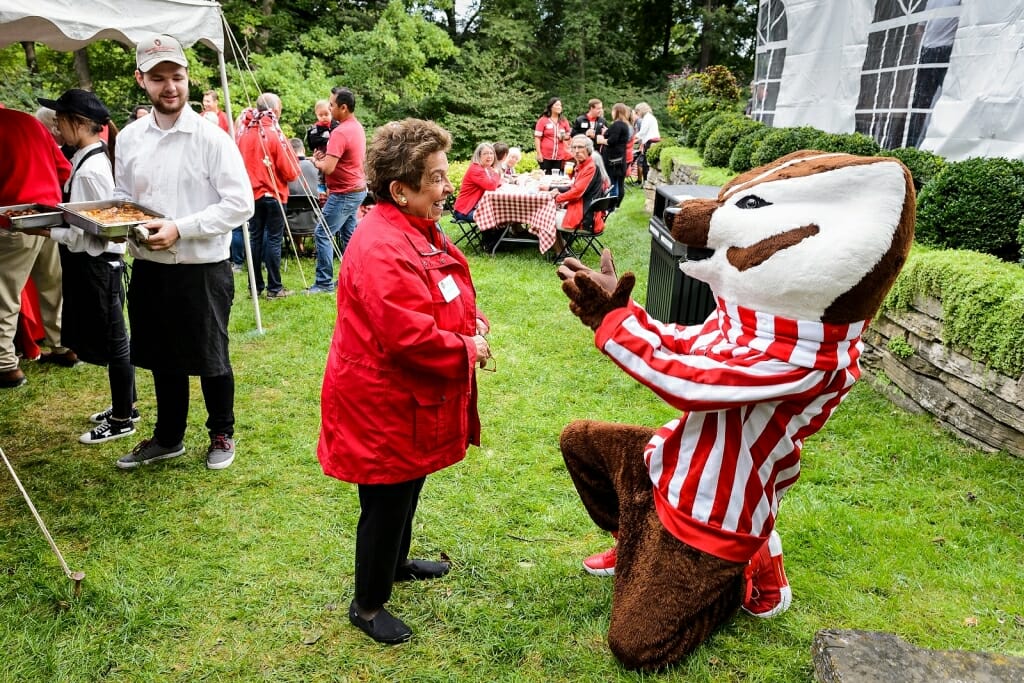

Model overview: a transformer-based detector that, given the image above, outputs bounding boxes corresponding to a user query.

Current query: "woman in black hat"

[34,89,140,445]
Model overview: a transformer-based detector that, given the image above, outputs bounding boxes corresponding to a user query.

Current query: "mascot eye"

[735,195,772,210]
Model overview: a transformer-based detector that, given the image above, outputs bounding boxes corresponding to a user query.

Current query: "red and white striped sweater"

[595,298,865,562]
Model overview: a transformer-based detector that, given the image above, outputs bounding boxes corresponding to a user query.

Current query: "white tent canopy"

[0,0,224,52]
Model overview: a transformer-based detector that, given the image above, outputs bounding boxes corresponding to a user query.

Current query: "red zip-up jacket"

[318,202,487,484]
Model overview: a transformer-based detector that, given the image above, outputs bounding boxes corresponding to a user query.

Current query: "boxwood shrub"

[682,110,721,147]
[703,118,763,168]
[695,112,744,154]
[728,126,773,172]
[915,156,1024,260]
[749,126,825,166]
[646,140,677,168]
[813,132,881,156]
[884,147,946,191]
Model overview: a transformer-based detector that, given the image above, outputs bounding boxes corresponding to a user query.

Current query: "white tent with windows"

[0,0,268,331]
[750,0,1024,160]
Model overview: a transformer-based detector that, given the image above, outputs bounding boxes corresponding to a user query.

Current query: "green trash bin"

[644,185,719,326]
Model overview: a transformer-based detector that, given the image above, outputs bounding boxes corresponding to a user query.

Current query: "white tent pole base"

[241,220,263,334]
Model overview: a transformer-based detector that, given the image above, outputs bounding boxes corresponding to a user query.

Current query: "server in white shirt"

[113,34,254,471]
[35,89,141,446]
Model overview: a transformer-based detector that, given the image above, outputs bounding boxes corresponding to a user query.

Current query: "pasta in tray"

[81,206,157,225]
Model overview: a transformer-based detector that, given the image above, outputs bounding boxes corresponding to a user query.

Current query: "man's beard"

[150,96,186,116]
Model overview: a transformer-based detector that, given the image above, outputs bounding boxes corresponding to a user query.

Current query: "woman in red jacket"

[451,142,501,222]
[318,118,492,645]
[552,135,610,234]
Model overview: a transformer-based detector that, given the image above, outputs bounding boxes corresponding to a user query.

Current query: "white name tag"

[438,274,460,303]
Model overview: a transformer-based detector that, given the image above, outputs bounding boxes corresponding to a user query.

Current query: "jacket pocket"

[411,385,464,453]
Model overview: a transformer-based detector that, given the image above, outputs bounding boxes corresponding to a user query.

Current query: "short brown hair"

[366,118,452,204]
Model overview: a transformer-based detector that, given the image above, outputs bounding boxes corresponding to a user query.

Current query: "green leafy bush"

[647,140,677,167]
[882,247,1024,376]
[666,66,743,131]
[728,126,773,172]
[813,132,881,156]
[749,126,825,167]
[703,118,763,168]
[695,112,744,154]
[885,147,947,191]
[915,157,1024,260]
[682,110,721,147]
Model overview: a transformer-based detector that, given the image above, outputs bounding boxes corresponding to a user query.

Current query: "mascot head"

[667,150,915,324]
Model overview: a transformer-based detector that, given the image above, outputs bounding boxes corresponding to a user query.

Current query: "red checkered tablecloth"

[474,187,558,252]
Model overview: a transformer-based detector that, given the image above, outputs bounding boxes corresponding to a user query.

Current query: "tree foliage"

[1,0,757,158]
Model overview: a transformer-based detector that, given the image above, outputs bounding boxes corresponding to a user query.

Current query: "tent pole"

[217,46,262,333]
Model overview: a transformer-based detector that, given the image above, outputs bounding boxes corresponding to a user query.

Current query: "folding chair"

[555,193,615,262]
[284,194,319,256]
[451,215,483,253]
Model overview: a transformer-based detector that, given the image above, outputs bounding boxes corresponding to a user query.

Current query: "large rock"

[812,629,1024,682]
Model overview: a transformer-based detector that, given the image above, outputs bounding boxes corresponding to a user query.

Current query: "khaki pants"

[0,231,66,372]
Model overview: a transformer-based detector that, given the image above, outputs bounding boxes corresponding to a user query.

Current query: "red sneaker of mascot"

[556,150,915,670]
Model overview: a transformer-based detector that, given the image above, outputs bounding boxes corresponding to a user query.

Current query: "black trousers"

[151,370,234,446]
[354,477,426,610]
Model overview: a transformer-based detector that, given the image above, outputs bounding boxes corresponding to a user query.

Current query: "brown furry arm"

[557,250,636,331]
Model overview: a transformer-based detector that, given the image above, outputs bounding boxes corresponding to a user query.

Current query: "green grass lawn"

[2,185,1022,682]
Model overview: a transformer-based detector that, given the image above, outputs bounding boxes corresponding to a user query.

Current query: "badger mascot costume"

[556,150,916,670]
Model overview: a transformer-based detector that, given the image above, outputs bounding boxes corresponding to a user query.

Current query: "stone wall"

[862,295,1024,458]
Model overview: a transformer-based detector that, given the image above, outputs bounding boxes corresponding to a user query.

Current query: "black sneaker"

[90,406,141,425]
[80,419,136,445]
[348,601,412,645]
[116,439,185,469]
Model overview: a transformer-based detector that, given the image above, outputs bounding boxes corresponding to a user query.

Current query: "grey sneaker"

[267,288,294,299]
[206,434,235,470]
[117,438,185,469]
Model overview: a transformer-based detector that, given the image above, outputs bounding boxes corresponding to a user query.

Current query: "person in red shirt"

[451,142,501,222]
[307,87,367,294]
[201,90,231,134]
[534,97,572,174]
[570,98,608,151]
[237,92,300,299]
[0,108,73,388]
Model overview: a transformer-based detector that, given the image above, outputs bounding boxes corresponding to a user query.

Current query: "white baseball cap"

[136,34,188,72]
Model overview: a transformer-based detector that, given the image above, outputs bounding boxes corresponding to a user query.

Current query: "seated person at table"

[452,142,501,222]
[550,135,609,235]
[504,147,522,177]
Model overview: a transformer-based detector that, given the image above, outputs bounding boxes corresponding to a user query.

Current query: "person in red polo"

[0,108,73,388]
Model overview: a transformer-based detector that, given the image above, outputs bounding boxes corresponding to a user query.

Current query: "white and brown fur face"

[667,150,916,324]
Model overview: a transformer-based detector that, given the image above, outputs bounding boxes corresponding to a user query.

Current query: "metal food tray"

[59,200,164,238]
[0,203,64,231]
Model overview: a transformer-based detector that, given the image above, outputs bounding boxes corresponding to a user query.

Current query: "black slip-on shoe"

[348,601,412,645]
[394,559,451,582]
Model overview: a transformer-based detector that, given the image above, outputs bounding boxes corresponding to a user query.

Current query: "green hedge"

[885,147,946,191]
[728,126,772,172]
[915,157,1024,260]
[749,126,824,167]
[646,140,677,167]
[881,247,1024,377]
[682,110,721,148]
[812,132,881,156]
[703,118,763,168]
[695,112,744,154]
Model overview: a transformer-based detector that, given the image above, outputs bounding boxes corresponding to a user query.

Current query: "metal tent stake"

[0,446,84,597]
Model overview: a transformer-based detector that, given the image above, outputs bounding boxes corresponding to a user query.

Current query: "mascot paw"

[558,249,635,331]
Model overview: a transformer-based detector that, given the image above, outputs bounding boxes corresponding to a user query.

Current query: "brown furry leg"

[559,420,657,533]
[609,508,745,671]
